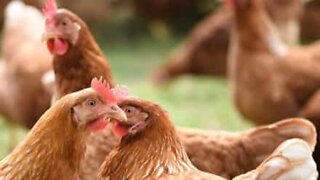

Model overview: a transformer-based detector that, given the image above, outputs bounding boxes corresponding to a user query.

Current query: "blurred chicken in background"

[0,0,40,28]
[225,0,320,171]
[0,0,10,28]
[0,0,52,147]
[301,0,320,43]
[151,0,319,84]
[0,0,113,29]
[58,0,111,24]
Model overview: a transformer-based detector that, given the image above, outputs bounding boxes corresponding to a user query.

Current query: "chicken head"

[109,100,150,137]
[69,77,127,132]
[42,0,81,55]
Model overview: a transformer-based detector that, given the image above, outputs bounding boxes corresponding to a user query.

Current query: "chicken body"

[152,7,231,82]
[152,0,307,83]
[81,117,317,179]
[0,87,126,179]
[99,97,318,180]
[227,0,320,170]
[0,1,52,128]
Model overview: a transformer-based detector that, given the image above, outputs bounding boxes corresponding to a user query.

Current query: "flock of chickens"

[0,0,319,179]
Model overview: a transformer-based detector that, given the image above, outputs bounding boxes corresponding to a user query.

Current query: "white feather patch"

[267,32,288,57]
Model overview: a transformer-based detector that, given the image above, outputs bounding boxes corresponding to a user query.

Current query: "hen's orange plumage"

[227,0,320,170]
[99,97,318,179]
[0,85,126,179]
[152,0,306,83]
[99,97,224,180]
[80,117,317,179]
[42,0,114,102]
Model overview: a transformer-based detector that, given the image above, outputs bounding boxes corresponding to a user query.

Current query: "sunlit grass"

[0,37,251,158]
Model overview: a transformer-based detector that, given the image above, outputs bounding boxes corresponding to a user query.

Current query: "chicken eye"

[125,107,135,114]
[61,21,67,26]
[86,99,96,107]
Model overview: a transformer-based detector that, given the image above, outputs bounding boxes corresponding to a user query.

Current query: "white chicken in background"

[0,0,52,149]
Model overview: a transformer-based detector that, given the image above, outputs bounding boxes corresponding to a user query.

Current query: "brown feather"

[79,117,316,179]
[46,7,120,180]
[98,98,224,180]
[151,0,306,84]
[0,90,98,179]
[227,0,320,171]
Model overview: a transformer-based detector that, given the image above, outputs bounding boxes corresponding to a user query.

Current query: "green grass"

[0,37,252,158]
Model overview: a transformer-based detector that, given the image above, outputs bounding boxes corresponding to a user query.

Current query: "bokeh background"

[0,0,319,158]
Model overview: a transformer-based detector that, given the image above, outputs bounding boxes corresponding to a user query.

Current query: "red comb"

[111,86,128,103]
[91,77,127,104]
[42,0,58,19]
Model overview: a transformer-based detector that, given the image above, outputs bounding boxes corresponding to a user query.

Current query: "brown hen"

[99,97,317,179]
[99,97,224,180]
[42,0,114,102]
[0,80,126,179]
[226,0,320,170]
[152,0,308,83]
[81,114,317,179]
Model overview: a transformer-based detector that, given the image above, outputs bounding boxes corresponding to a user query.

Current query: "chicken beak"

[106,104,127,122]
[41,30,55,43]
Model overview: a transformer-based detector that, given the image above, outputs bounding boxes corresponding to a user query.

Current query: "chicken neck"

[231,0,288,56]
[52,25,114,100]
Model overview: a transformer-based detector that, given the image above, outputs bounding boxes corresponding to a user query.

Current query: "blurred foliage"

[69,0,224,42]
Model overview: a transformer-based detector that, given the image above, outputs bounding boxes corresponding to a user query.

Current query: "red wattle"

[46,39,55,54]
[54,38,69,55]
[87,117,109,132]
[111,122,129,137]
[46,38,69,55]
